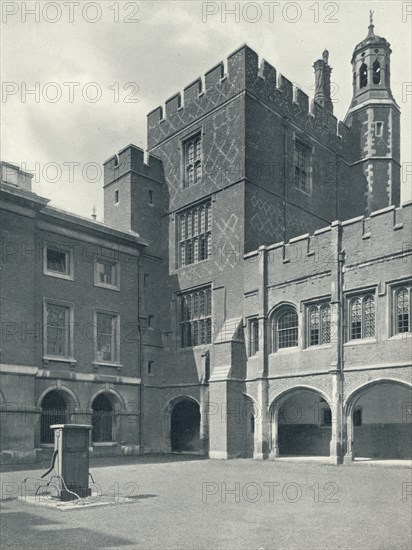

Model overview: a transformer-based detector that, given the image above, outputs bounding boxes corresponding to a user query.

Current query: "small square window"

[148,315,154,328]
[44,245,72,280]
[47,248,67,273]
[148,190,154,205]
[147,361,154,375]
[95,259,119,290]
[115,190,119,204]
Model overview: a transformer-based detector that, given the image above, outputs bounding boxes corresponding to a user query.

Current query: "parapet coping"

[244,201,411,259]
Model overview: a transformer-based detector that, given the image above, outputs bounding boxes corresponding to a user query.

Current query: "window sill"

[94,283,120,292]
[271,347,299,355]
[294,186,312,197]
[303,344,332,351]
[344,339,377,347]
[40,444,55,448]
[93,442,117,447]
[43,356,76,364]
[93,361,122,369]
[44,270,73,281]
[388,332,412,340]
[176,258,210,270]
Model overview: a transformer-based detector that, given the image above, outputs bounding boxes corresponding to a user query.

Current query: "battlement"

[245,201,412,275]
[147,44,351,150]
[103,144,164,187]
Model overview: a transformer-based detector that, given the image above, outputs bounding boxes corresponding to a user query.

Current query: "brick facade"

[1,23,411,463]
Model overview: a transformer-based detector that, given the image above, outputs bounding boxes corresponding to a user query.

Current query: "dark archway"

[92,393,114,442]
[40,390,69,444]
[348,381,412,460]
[171,399,200,452]
[276,388,332,457]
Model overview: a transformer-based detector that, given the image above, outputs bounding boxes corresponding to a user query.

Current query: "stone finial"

[368,10,375,37]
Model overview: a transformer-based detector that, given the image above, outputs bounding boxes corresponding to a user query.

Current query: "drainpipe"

[330,221,345,463]
[137,254,143,455]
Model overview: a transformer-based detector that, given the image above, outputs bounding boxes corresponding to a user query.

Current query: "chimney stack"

[313,49,333,113]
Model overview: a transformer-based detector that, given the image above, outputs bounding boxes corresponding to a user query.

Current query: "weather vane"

[369,10,374,26]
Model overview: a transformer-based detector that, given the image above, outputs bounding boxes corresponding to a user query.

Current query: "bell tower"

[345,12,401,213]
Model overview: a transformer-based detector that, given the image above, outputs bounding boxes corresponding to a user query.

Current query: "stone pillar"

[208,378,229,459]
[269,406,279,459]
[253,378,269,459]
[199,382,209,456]
[344,405,355,464]
[329,370,342,464]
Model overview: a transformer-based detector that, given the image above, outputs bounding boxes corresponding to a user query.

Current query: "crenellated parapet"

[244,201,412,282]
[147,44,351,151]
[104,144,164,187]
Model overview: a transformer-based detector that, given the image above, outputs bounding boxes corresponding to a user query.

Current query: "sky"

[1,0,411,219]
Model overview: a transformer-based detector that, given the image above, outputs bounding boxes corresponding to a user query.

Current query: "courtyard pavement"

[1,454,411,550]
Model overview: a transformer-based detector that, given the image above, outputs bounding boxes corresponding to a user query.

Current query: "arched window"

[92,394,114,442]
[349,294,375,340]
[395,287,411,334]
[308,303,331,346]
[359,63,368,88]
[40,391,69,444]
[274,306,298,350]
[372,60,381,84]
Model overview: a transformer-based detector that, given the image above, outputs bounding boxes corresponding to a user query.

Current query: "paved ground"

[1,455,411,550]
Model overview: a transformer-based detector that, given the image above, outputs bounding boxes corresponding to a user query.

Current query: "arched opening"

[372,60,381,84]
[359,63,368,88]
[171,399,200,452]
[272,388,332,457]
[40,390,70,444]
[347,381,412,460]
[92,393,114,442]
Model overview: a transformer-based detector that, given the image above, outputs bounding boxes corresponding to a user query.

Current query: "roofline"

[0,182,147,248]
